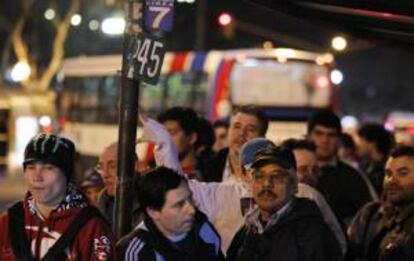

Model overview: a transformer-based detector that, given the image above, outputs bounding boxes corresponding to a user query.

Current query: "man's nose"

[384,173,396,186]
[262,177,274,188]
[185,200,196,216]
[32,166,44,181]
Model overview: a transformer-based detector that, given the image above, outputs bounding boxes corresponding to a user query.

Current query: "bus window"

[61,76,120,124]
[140,72,209,117]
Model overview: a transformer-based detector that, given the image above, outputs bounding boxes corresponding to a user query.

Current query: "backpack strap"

[42,206,102,261]
[8,201,34,261]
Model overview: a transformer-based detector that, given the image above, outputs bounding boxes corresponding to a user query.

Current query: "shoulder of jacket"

[122,231,160,260]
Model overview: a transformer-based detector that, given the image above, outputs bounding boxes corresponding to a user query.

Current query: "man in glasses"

[227,147,342,261]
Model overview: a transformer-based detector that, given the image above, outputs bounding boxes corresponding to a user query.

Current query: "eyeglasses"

[95,161,117,174]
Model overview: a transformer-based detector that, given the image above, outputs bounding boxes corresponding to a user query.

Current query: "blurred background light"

[39,115,52,127]
[330,69,343,85]
[44,8,55,20]
[88,19,100,31]
[11,61,31,82]
[217,12,233,27]
[71,14,82,26]
[331,36,347,51]
[101,17,125,35]
[341,115,359,130]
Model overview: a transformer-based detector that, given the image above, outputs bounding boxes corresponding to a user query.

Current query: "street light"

[331,69,344,85]
[71,14,82,26]
[217,12,233,27]
[44,8,55,20]
[101,17,125,35]
[331,36,347,51]
[11,61,31,82]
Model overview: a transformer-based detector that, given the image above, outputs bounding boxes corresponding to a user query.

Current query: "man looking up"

[207,105,269,182]
[139,116,345,255]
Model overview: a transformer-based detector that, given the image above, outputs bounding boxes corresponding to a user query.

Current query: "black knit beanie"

[23,133,75,180]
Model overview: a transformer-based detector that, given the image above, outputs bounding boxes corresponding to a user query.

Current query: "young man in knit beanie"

[0,133,115,260]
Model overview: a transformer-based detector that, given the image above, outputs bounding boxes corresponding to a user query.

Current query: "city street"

[0,174,26,212]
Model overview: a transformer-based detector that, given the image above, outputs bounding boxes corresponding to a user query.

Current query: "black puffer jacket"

[227,198,342,261]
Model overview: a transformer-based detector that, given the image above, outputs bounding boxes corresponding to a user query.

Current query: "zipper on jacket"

[35,222,43,259]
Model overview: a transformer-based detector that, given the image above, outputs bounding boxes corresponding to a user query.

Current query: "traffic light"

[217,12,235,39]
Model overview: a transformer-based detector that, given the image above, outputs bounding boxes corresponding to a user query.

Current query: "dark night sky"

[1,0,414,120]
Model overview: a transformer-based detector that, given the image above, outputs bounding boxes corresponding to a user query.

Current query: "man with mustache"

[347,146,414,261]
[139,116,344,256]
[227,146,342,261]
[117,167,224,260]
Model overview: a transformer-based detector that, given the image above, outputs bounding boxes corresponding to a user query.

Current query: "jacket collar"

[245,200,293,234]
[26,183,88,219]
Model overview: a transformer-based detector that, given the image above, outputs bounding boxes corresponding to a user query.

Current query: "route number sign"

[127,34,165,85]
[144,0,174,32]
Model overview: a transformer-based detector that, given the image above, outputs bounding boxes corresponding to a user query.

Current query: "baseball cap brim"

[251,155,295,170]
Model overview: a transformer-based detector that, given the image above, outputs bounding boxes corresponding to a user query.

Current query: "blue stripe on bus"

[191,52,207,72]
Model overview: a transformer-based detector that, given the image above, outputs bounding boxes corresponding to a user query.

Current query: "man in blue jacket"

[117,167,224,260]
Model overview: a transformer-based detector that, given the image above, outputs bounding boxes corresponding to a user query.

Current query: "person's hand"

[137,114,169,146]
[137,114,183,174]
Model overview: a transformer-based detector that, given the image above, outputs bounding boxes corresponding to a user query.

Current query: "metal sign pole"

[115,0,172,238]
[114,0,142,238]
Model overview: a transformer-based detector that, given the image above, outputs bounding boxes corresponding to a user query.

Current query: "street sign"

[126,33,165,84]
[144,0,174,32]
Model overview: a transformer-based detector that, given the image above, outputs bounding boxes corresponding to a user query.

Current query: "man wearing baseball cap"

[0,133,115,260]
[227,146,342,261]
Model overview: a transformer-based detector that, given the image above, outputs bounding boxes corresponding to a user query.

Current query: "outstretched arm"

[139,115,183,174]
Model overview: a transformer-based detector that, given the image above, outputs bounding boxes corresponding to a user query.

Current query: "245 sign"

[126,34,165,85]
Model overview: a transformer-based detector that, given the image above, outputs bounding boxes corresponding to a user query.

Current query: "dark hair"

[307,109,341,134]
[357,123,395,156]
[213,119,229,129]
[340,133,356,150]
[195,117,215,150]
[281,138,316,152]
[138,167,187,212]
[390,146,414,159]
[233,105,269,136]
[158,107,199,135]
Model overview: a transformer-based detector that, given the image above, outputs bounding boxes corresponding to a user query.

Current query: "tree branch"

[38,0,80,91]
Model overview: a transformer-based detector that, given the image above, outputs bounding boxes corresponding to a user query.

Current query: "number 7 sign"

[144,0,174,32]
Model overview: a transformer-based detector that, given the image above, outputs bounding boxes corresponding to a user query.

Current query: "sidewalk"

[0,174,26,212]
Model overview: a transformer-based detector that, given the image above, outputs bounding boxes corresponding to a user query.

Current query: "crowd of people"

[0,105,413,261]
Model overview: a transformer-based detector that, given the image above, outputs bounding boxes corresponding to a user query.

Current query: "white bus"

[58,48,336,170]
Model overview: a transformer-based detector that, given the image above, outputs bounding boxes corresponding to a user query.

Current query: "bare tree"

[2,0,80,91]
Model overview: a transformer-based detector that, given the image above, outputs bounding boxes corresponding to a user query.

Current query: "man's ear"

[147,207,160,220]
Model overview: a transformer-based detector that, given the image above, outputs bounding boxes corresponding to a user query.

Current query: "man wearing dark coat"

[227,146,342,261]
